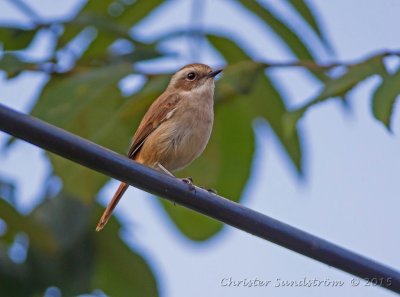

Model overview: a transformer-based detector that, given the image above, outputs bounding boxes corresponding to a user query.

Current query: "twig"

[261,50,400,71]
[3,47,400,78]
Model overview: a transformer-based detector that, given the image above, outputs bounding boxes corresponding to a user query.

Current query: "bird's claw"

[206,188,217,195]
[181,177,195,192]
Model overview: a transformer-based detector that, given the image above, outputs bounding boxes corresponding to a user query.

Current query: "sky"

[1,0,400,297]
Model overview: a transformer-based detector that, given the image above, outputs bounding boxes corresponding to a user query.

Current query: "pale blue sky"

[1,1,399,297]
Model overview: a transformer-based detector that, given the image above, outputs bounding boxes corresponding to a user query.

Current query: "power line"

[0,103,399,294]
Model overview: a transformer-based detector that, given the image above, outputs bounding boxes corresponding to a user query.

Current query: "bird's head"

[168,63,222,92]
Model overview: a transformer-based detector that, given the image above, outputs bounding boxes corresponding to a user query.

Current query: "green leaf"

[0,28,37,51]
[284,0,331,51]
[0,54,34,78]
[57,0,116,49]
[93,208,159,297]
[58,0,164,60]
[74,14,133,40]
[0,194,158,296]
[32,63,133,136]
[29,196,94,295]
[81,29,129,59]
[238,0,327,81]
[284,54,387,137]
[0,196,90,296]
[239,0,314,60]
[255,74,303,173]
[317,55,386,100]
[117,0,165,26]
[78,0,115,14]
[31,63,133,201]
[372,69,400,131]
[0,198,57,252]
[207,34,249,63]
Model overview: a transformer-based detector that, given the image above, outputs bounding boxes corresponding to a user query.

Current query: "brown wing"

[127,92,181,159]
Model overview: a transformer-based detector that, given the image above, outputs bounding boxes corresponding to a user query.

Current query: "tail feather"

[96,182,129,232]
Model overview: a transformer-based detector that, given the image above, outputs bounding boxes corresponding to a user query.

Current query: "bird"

[96,63,222,231]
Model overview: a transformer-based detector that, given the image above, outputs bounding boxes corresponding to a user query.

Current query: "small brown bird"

[96,63,222,231]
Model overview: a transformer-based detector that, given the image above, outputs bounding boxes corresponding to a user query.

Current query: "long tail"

[96,182,129,232]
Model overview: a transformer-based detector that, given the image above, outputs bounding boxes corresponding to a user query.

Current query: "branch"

[261,50,400,71]
[0,103,399,293]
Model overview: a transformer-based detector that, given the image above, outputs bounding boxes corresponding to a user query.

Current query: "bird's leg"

[157,163,195,192]
[157,163,177,205]
[157,163,174,177]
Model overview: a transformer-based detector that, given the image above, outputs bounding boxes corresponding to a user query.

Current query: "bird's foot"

[206,188,217,195]
[180,177,195,192]
[198,185,217,194]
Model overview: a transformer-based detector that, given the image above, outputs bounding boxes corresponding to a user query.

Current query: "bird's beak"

[207,69,223,79]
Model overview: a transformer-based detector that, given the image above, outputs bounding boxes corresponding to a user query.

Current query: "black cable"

[0,103,399,294]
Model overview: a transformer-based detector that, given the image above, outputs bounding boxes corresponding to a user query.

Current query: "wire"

[0,103,399,294]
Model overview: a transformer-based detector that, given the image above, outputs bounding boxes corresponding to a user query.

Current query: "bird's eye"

[186,72,196,80]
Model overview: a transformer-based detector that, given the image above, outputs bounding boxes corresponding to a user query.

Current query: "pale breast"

[137,83,215,172]
[166,103,213,171]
